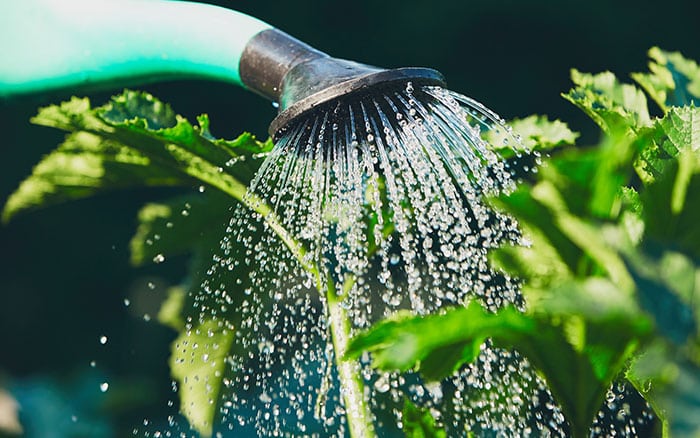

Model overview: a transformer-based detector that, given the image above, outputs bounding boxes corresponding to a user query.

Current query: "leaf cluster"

[6,47,700,437]
[347,48,700,437]
[3,90,272,436]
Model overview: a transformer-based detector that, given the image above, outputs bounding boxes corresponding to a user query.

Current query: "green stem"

[214,176,376,437]
[326,277,377,438]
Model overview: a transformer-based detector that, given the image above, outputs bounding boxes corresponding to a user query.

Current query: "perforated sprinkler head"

[238,29,446,141]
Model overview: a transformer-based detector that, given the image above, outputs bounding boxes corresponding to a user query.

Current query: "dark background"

[1,0,699,436]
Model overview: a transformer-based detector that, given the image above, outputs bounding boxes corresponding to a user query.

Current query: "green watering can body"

[0,0,271,97]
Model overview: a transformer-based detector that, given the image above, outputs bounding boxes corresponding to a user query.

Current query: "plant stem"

[326,277,377,438]
[195,155,376,435]
[233,189,375,436]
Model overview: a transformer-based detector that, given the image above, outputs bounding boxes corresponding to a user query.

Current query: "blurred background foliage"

[1,0,699,436]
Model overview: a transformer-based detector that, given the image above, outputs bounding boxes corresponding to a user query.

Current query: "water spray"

[1,1,559,436]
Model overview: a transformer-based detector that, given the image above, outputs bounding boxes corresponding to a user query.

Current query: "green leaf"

[130,190,233,266]
[348,280,651,438]
[488,221,572,289]
[490,185,582,278]
[158,286,186,331]
[486,115,579,158]
[632,47,700,112]
[623,247,698,345]
[345,302,535,378]
[627,342,700,437]
[639,148,700,259]
[532,180,633,290]
[647,106,700,167]
[562,69,651,132]
[402,399,446,438]
[2,91,268,222]
[492,176,633,291]
[170,319,235,438]
[2,130,187,222]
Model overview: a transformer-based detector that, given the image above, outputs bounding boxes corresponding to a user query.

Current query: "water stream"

[147,84,650,436]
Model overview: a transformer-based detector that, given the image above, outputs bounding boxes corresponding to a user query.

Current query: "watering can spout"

[0,0,445,139]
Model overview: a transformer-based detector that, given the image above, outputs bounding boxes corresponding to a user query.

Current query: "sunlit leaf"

[2,90,268,222]
[348,287,650,438]
[636,106,700,184]
[170,319,235,438]
[562,70,651,132]
[486,115,579,158]
[632,47,700,112]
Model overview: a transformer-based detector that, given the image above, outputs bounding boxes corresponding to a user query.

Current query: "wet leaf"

[486,114,579,157]
[627,342,700,437]
[130,190,233,266]
[402,399,446,438]
[157,286,186,331]
[2,90,268,222]
[636,106,700,187]
[170,319,235,438]
[348,286,650,438]
[562,70,651,132]
[632,47,700,112]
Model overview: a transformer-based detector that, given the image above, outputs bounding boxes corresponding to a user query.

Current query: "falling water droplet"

[100,382,109,392]
[99,336,107,345]
[151,82,650,437]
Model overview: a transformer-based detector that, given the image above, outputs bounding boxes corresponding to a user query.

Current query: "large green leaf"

[637,106,700,183]
[345,302,531,379]
[485,114,579,158]
[347,288,651,438]
[402,400,446,438]
[627,342,700,437]
[130,190,233,266]
[170,318,235,437]
[624,247,698,345]
[562,70,651,132]
[2,91,270,222]
[632,47,700,112]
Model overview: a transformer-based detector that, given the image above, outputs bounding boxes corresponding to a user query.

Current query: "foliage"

[401,400,446,438]
[2,90,270,436]
[5,48,700,437]
[485,114,578,158]
[2,90,271,223]
[348,47,700,437]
